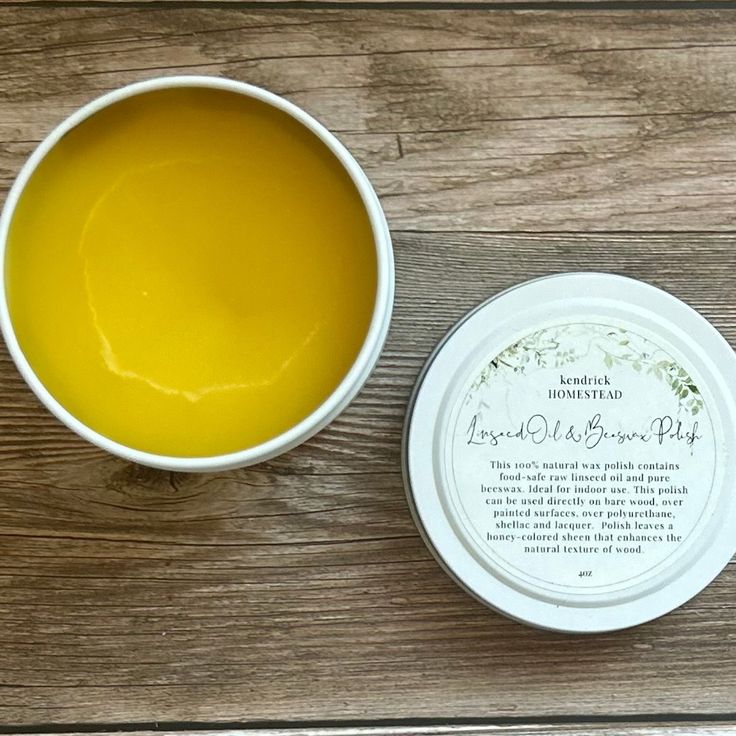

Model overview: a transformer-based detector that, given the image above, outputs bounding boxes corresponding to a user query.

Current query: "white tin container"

[0,76,394,472]
[403,273,736,632]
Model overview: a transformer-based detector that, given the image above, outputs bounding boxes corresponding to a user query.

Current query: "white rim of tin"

[403,272,736,633]
[0,76,394,472]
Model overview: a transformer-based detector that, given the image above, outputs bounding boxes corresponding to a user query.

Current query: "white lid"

[403,273,736,632]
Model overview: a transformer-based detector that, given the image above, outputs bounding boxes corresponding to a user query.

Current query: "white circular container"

[0,76,394,472]
[403,273,736,632]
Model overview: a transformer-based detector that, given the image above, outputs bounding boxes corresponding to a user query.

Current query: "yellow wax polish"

[5,88,377,457]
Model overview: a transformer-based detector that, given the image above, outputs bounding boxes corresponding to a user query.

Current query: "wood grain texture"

[4,9,736,230]
[1,235,735,724]
[5,0,699,5]
[3,4,736,730]
[40,728,736,735]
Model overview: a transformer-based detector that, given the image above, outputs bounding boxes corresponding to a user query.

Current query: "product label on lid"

[447,321,717,594]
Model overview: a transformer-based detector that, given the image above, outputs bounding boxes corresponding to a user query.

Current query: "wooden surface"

[29,731,736,736]
[5,11,736,232]
[1,4,736,735]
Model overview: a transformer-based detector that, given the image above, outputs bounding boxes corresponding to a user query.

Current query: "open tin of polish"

[403,273,736,633]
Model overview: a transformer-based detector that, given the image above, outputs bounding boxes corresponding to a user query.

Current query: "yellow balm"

[5,88,377,457]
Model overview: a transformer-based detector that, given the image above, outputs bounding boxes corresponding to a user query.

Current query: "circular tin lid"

[403,273,736,632]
